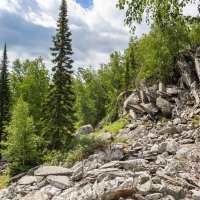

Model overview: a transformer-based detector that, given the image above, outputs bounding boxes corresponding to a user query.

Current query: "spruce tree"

[0,44,10,151]
[44,0,75,150]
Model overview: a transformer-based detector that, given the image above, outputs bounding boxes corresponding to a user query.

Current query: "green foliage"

[0,174,9,190]
[74,50,133,127]
[0,44,11,148]
[43,0,76,150]
[93,118,128,136]
[10,57,49,130]
[188,23,200,46]
[114,136,127,144]
[123,37,137,91]
[160,117,167,123]
[117,0,200,31]
[3,99,38,176]
[74,68,107,127]
[43,135,106,167]
[42,150,64,166]
[191,117,200,125]
[136,24,190,84]
[64,136,106,167]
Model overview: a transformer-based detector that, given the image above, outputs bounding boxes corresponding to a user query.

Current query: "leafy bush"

[43,135,106,167]
[0,174,9,190]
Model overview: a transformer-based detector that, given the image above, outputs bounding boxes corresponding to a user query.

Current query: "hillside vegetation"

[0,0,200,178]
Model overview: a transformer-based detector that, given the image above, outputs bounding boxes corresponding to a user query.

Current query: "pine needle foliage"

[0,44,11,156]
[43,0,76,150]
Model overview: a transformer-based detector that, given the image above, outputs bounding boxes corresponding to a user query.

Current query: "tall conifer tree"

[0,44,10,149]
[44,0,75,150]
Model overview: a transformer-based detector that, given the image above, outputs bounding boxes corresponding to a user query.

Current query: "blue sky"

[76,0,92,8]
[0,0,148,69]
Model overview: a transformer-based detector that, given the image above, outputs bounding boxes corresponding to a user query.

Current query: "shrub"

[43,135,106,167]
[93,118,128,136]
[0,174,9,190]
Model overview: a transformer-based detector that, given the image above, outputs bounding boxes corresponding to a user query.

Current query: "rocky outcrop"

[121,47,200,121]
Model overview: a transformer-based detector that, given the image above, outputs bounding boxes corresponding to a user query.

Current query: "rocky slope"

[1,47,200,200]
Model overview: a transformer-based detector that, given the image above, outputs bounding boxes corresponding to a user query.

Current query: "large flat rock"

[21,191,49,200]
[34,166,72,176]
[47,175,72,189]
[18,175,37,185]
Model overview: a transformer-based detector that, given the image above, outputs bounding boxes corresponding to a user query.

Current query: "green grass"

[0,174,9,190]
[92,118,128,136]
[191,117,200,124]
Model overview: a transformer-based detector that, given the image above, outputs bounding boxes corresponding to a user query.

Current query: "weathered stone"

[130,104,145,114]
[145,88,157,103]
[159,126,177,135]
[18,175,37,185]
[159,83,166,92]
[164,160,187,173]
[101,188,138,200]
[138,172,150,184]
[165,184,185,199]
[181,138,194,144]
[156,97,173,116]
[100,159,147,172]
[129,109,137,120]
[9,172,26,183]
[126,124,138,130]
[72,165,83,181]
[145,193,163,200]
[46,175,72,190]
[166,139,178,154]
[21,191,49,200]
[192,190,200,200]
[191,88,200,104]
[182,73,194,88]
[140,89,149,103]
[166,88,179,95]
[34,166,72,176]
[141,103,159,115]
[162,195,175,200]
[40,185,61,196]
[195,47,200,81]
[124,92,140,110]
[110,150,124,161]
[158,142,167,154]
[137,180,153,195]
[150,144,159,153]
[78,124,94,135]
[98,132,112,141]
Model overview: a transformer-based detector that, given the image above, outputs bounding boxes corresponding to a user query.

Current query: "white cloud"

[0,0,20,13]
[24,11,56,28]
[0,0,144,68]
